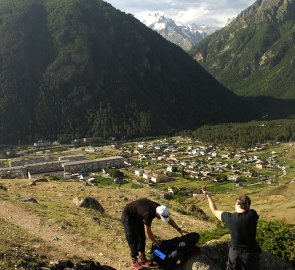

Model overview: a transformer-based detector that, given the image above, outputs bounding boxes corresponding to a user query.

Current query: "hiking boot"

[138,256,150,267]
[131,260,144,270]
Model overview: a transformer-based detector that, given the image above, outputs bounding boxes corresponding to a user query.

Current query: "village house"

[180,161,189,166]
[150,173,169,183]
[0,166,27,178]
[221,154,229,159]
[138,154,147,161]
[192,149,200,155]
[166,165,177,173]
[190,172,199,178]
[137,143,145,149]
[26,161,63,175]
[124,160,132,166]
[134,169,143,177]
[154,145,162,150]
[188,163,198,170]
[58,154,86,162]
[228,175,241,182]
[62,156,124,174]
[266,179,273,184]
[256,160,267,169]
[9,156,54,167]
[211,152,218,157]
[142,170,152,180]
[167,187,175,194]
[84,146,101,152]
[33,140,52,148]
[82,137,103,143]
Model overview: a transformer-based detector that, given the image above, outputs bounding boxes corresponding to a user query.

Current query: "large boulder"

[73,197,105,214]
[178,238,294,270]
[177,239,228,270]
[259,251,294,270]
[177,254,223,270]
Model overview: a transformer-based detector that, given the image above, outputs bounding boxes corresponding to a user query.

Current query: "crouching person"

[121,198,187,270]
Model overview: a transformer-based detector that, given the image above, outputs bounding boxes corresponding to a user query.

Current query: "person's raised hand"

[201,186,211,195]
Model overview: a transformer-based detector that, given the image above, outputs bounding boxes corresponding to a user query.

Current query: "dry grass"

[0,179,213,269]
[0,218,61,270]
[196,182,295,225]
[0,178,294,269]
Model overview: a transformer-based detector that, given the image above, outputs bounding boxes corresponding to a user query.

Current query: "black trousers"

[121,212,146,258]
[227,246,260,270]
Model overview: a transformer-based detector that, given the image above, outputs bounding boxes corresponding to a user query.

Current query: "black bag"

[150,232,199,270]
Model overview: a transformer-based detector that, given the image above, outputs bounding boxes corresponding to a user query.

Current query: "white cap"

[156,205,170,222]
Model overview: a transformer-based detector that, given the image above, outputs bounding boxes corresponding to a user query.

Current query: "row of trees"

[179,119,295,147]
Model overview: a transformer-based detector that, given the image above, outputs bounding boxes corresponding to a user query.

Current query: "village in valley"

[0,136,294,200]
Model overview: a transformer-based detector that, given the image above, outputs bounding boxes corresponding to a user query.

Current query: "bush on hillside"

[108,169,124,178]
[257,220,295,263]
[199,219,295,264]
[199,224,229,246]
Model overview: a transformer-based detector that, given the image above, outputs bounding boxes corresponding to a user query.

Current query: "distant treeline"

[179,119,295,147]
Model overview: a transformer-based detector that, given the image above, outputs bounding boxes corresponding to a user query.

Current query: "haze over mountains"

[191,0,295,99]
[0,0,249,145]
[134,11,218,51]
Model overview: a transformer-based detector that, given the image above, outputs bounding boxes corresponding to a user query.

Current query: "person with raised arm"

[202,187,261,270]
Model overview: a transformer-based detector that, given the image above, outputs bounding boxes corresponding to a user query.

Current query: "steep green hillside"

[0,0,251,145]
[191,0,295,99]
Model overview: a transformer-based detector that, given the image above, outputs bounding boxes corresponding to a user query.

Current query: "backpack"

[150,232,200,270]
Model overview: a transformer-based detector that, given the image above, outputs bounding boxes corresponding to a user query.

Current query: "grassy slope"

[0,180,213,269]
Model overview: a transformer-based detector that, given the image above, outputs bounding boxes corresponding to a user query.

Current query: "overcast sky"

[104,0,256,27]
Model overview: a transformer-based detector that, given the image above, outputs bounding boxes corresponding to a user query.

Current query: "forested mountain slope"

[0,0,250,144]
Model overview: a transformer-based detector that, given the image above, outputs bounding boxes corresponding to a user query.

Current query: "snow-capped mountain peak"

[134,11,218,51]
[135,11,166,27]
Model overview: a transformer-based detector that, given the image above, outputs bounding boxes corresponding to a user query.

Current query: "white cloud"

[105,0,256,27]
[170,7,210,25]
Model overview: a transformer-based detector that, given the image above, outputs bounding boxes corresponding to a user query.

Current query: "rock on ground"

[178,238,294,270]
[73,197,105,214]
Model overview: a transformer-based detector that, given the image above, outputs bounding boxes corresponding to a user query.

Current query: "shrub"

[199,224,229,245]
[257,220,295,263]
[109,169,124,178]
